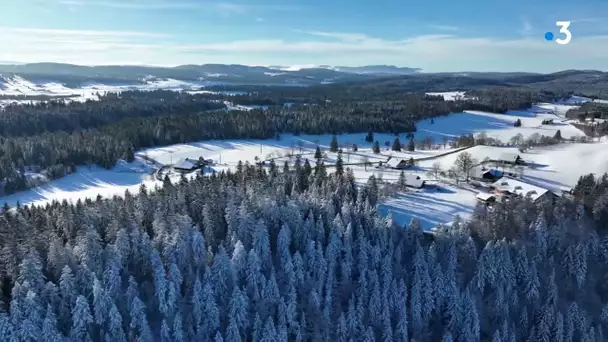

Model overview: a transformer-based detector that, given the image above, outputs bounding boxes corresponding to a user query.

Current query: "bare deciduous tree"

[363,156,370,171]
[454,152,478,182]
[430,162,442,181]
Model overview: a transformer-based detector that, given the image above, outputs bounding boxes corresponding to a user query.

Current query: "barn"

[173,158,199,172]
[471,167,504,182]
[403,174,426,189]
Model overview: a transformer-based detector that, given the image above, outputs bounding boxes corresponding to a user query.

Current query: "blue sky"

[1,0,607,72]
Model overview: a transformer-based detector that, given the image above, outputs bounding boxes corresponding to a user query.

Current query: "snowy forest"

[0,85,556,195]
[1,157,608,341]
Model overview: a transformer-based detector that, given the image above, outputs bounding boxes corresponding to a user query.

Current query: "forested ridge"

[0,157,608,341]
[0,86,561,195]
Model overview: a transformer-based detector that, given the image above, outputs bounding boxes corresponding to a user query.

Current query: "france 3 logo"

[545,21,572,45]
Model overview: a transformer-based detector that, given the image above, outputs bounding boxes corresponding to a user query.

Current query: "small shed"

[173,158,199,172]
[404,174,426,188]
[496,153,525,165]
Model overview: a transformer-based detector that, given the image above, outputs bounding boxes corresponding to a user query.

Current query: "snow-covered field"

[0,160,157,208]
[2,98,606,230]
[417,109,584,142]
[379,186,477,230]
[0,75,230,104]
[141,133,458,167]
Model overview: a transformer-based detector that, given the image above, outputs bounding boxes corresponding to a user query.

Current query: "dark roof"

[484,169,504,177]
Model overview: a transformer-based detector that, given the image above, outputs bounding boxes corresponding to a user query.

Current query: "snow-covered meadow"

[1,97,605,230]
[0,75,236,105]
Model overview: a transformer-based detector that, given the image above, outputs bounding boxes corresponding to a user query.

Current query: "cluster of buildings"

[471,153,569,205]
[475,176,557,204]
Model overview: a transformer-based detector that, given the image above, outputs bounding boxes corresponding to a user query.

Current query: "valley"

[2,94,602,231]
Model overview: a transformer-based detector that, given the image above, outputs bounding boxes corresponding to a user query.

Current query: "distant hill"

[0,63,387,86]
[0,63,606,99]
[331,65,421,75]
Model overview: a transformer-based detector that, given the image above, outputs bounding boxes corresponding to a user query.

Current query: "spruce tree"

[554,129,562,140]
[392,137,402,151]
[373,141,381,154]
[399,171,407,190]
[126,146,135,163]
[330,135,339,153]
[314,146,323,160]
[408,138,415,152]
[336,151,344,177]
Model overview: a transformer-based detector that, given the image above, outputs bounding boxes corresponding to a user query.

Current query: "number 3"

[556,21,571,45]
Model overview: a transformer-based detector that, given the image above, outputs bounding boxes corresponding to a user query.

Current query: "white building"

[386,158,411,169]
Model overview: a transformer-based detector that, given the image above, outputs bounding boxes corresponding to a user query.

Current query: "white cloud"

[57,0,201,9]
[214,2,249,15]
[2,27,169,38]
[520,17,533,35]
[2,27,607,72]
[428,24,460,31]
[53,0,299,13]
[296,30,372,42]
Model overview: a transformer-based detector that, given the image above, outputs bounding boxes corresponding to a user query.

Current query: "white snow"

[413,109,584,143]
[379,185,477,231]
[276,65,320,72]
[204,73,227,78]
[1,97,604,231]
[0,159,157,208]
[0,75,226,105]
[425,91,467,101]
[187,90,247,96]
[264,72,286,76]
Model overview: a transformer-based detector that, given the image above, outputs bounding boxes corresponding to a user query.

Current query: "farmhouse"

[471,167,504,182]
[494,153,525,165]
[173,158,200,172]
[386,158,412,170]
[490,177,551,202]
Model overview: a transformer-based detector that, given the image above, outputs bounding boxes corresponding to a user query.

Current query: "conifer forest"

[1,156,608,341]
[0,81,606,342]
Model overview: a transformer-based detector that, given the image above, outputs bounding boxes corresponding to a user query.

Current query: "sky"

[1,0,607,72]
